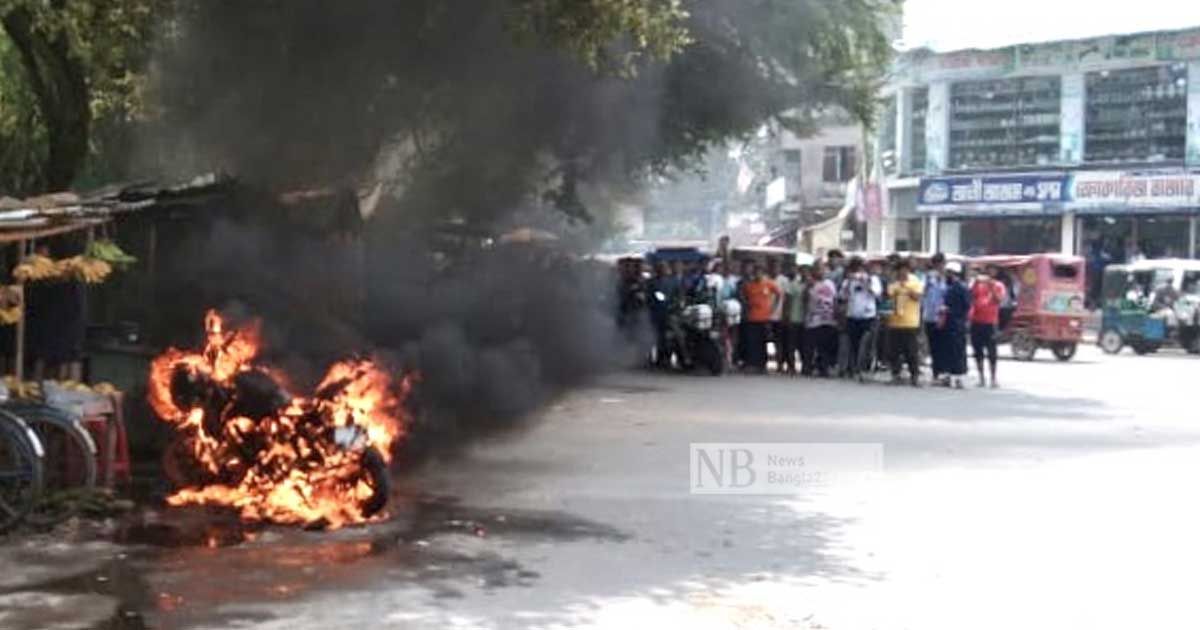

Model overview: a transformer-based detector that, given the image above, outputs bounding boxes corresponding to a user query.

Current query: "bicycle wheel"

[4,404,98,527]
[0,410,44,533]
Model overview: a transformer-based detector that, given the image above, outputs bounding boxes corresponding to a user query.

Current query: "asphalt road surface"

[4,344,1200,630]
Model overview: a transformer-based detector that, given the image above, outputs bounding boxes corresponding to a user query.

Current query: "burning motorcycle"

[151,311,409,528]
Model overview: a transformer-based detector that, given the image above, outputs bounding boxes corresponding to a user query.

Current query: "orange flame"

[149,310,411,528]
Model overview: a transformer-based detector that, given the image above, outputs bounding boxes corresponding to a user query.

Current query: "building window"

[957,217,1060,256]
[1080,214,1195,301]
[910,88,928,173]
[1085,64,1187,164]
[822,146,856,183]
[1136,215,1192,259]
[879,97,898,175]
[780,149,802,198]
[894,218,925,252]
[1194,217,1200,260]
[949,76,1061,170]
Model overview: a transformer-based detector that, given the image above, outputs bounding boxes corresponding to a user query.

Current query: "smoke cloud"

[138,1,691,458]
[147,207,639,461]
[147,1,675,224]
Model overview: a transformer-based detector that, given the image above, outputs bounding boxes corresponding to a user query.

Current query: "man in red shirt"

[969,265,1008,388]
[741,264,782,373]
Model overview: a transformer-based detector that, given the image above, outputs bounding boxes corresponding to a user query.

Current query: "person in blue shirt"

[921,252,949,385]
[649,262,683,367]
[681,261,706,302]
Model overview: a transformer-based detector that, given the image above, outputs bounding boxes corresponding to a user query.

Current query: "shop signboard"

[1157,30,1200,62]
[917,173,1069,213]
[919,171,1200,214]
[1066,171,1200,210]
[896,27,1200,84]
[895,48,1013,83]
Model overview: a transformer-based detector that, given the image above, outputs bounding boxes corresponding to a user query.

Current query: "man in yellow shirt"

[887,258,924,386]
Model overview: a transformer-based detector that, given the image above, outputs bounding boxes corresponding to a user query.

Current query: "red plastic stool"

[81,393,131,487]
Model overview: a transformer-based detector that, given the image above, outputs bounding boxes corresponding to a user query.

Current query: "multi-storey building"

[874,27,1200,261]
[768,118,865,251]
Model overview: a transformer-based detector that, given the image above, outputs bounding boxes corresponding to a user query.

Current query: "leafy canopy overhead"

[507,0,693,75]
[0,0,166,195]
[159,0,894,224]
[1,0,895,219]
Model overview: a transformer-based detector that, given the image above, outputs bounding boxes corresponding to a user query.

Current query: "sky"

[901,0,1200,51]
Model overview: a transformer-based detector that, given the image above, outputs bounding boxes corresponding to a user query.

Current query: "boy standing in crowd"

[783,265,811,375]
[740,264,782,373]
[825,249,848,375]
[840,256,881,381]
[734,259,754,367]
[774,265,797,374]
[767,259,789,374]
[805,263,839,377]
[970,264,1007,388]
[922,253,948,385]
[887,259,924,386]
[941,262,972,389]
[649,262,682,367]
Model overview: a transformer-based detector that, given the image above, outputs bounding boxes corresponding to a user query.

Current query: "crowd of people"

[619,248,1016,388]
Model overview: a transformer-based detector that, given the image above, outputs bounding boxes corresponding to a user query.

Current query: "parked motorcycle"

[648,291,726,375]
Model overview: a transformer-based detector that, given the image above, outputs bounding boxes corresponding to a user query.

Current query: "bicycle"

[0,408,44,534]
[2,402,98,527]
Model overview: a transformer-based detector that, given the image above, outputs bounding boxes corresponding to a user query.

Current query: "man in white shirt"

[766,259,787,373]
[840,256,882,381]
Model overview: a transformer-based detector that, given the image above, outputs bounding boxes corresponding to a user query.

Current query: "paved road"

[5,345,1200,629]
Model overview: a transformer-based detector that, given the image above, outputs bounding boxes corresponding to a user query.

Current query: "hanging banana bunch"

[12,254,59,282]
[56,256,114,284]
[0,285,22,325]
[11,238,129,285]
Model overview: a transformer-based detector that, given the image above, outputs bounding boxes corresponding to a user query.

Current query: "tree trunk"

[1,6,91,192]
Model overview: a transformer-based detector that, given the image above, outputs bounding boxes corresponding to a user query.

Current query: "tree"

[506,0,692,75]
[0,0,166,195]
[156,0,894,227]
[2,0,895,210]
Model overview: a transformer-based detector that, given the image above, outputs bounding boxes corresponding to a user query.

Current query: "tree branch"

[2,4,92,191]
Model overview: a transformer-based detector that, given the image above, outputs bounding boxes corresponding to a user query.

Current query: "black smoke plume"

[139,0,862,456]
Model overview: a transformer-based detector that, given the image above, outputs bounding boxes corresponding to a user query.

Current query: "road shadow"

[126,493,875,629]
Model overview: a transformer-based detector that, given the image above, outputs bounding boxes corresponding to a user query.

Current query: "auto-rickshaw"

[645,245,710,269]
[1098,259,1200,355]
[971,254,1087,361]
[728,246,815,271]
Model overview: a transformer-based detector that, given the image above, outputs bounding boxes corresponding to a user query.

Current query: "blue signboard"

[918,173,1069,213]
[918,170,1200,214]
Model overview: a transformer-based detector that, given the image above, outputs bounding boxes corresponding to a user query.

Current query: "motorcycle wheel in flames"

[149,311,409,529]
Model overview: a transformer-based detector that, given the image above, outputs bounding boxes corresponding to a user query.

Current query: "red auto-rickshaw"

[970,254,1087,361]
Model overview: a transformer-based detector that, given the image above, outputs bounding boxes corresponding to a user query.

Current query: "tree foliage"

[0,0,166,195]
[506,0,692,75]
[154,0,894,225]
[2,0,895,217]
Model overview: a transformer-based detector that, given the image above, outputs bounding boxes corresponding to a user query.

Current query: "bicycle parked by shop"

[0,397,101,533]
[0,408,44,534]
[4,402,98,526]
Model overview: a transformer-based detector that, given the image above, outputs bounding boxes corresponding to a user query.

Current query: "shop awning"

[0,218,109,244]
